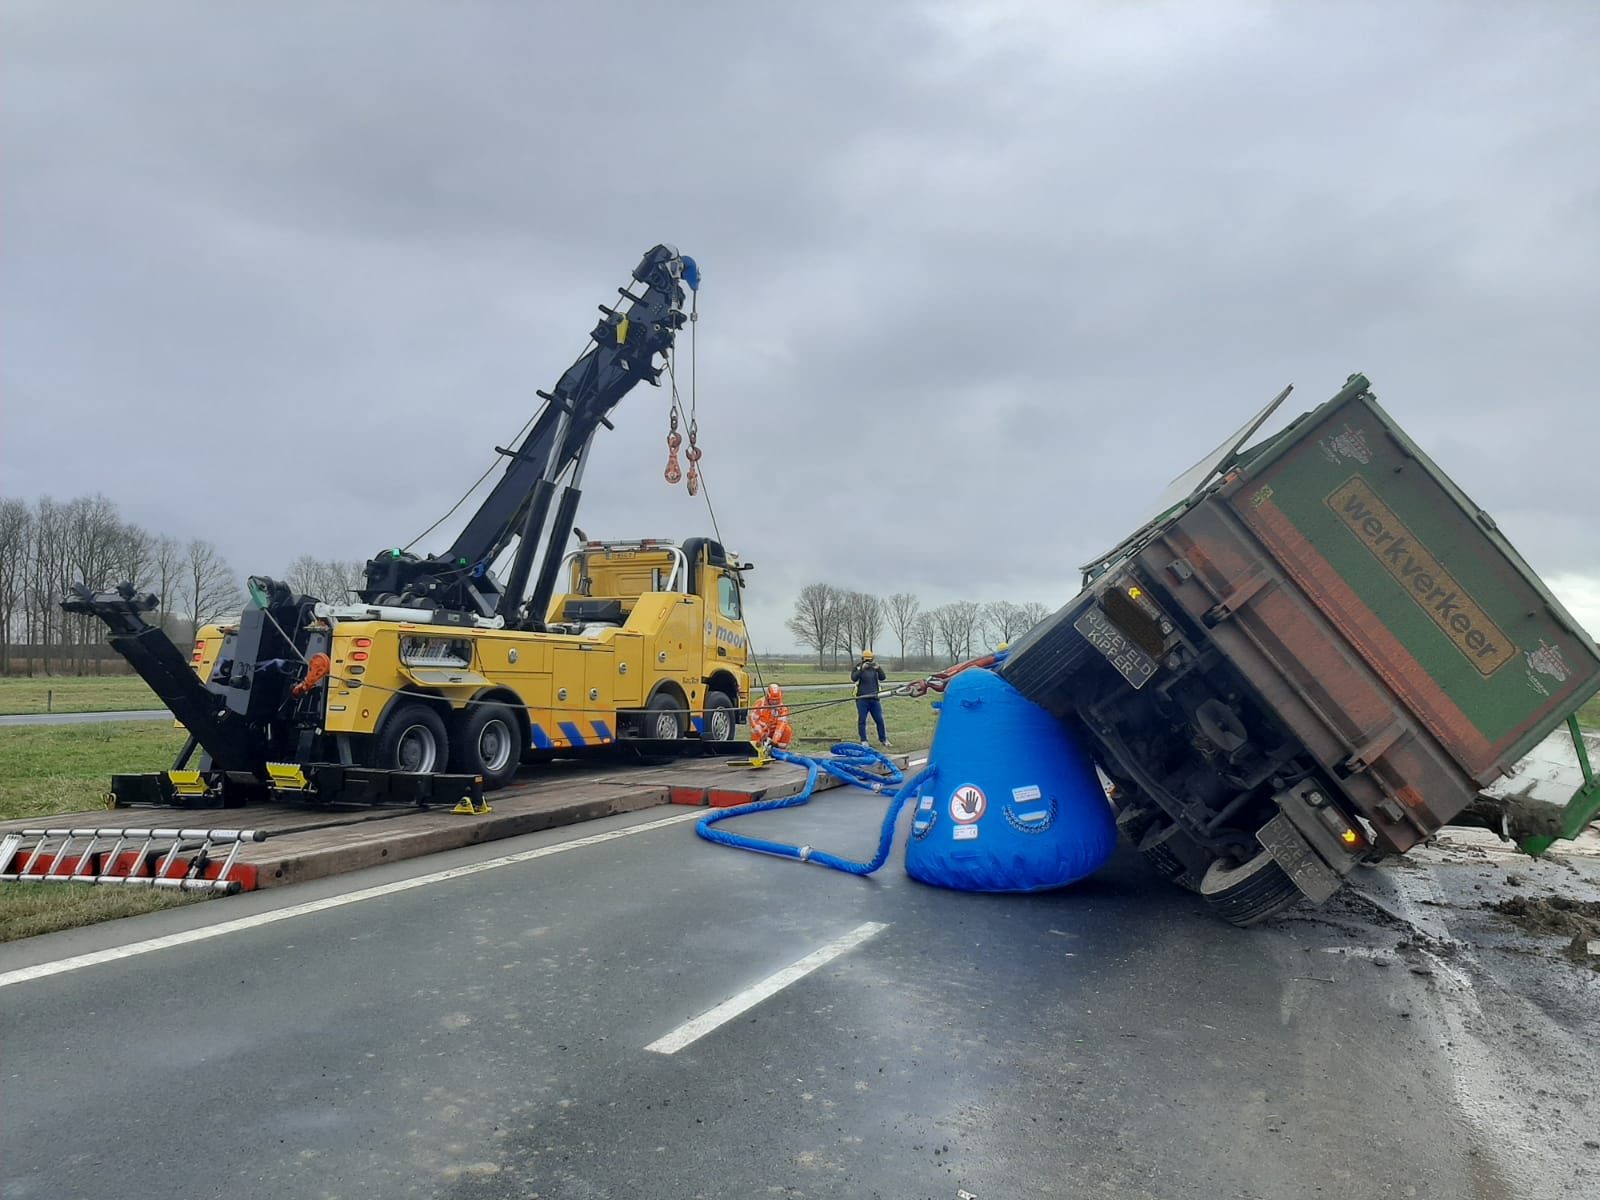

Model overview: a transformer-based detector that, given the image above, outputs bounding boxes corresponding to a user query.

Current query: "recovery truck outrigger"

[66,244,754,807]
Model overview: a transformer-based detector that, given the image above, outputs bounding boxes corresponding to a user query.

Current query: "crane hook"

[664,409,682,485]
[685,418,701,495]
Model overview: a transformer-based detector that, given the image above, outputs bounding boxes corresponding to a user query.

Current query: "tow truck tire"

[452,703,520,790]
[702,691,736,742]
[644,693,684,740]
[1199,850,1303,927]
[373,702,449,775]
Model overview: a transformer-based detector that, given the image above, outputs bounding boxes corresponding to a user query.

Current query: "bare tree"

[838,591,883,659]
[928,601,982,660]
[909,611,935,663]
[884,592,919,667]
[951,601,982,657]
[63,496,126,670]
[149,535,185,636]
[858,592,884,654]
[182,539,243,627]
[287,555,365,603]
[65,495,122,587]
[26,498,69,672]
[981,600,1029,647]
[785,582,844,668]
[1019,601,1051,629]
[114,523,154,592]
[831,614,854,666]
[927,604,962,661]
[0,499,31,674]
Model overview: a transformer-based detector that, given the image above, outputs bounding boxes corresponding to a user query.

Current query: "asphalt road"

[0,708,171,726]
[0,795,1541,1200]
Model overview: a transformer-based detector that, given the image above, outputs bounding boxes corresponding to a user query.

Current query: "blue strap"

[696,744,931,876]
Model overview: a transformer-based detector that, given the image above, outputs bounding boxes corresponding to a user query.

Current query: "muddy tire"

[1199,850,1304,927]
[373,701,449,775]
[452,702,521,791]
[701,691,736,742]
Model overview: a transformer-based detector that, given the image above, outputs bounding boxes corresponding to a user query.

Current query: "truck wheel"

[452,702,521,791]
[374,701,449,774]
[702,691,735,742]
[1199,850,1304,927]
[644,693,684,740]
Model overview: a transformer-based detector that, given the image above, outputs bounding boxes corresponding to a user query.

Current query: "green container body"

[1227,375,1600,785]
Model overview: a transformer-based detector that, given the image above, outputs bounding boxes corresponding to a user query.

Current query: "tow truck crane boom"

[359,244,699,627]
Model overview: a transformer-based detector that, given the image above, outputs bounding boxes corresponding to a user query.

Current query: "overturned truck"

[1001,373,1600,925]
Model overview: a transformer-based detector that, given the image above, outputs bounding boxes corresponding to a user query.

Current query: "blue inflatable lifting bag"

[904,669,1116,892]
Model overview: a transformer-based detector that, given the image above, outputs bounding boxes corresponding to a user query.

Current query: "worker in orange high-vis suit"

[748,683,794,753]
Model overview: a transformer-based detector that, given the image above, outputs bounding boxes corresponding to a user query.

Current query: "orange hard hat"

[766,683,783,702]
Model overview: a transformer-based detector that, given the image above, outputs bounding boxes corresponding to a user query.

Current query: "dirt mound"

[1489,895,1600,937]
[1488,896,1600,968]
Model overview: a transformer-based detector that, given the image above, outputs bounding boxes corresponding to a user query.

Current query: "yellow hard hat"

[862,649,874,660]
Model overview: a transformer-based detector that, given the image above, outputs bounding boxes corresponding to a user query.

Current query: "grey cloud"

[3,0,1597,650]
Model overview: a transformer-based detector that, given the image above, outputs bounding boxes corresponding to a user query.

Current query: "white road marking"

[0,810,703,990]
[645,921,889,1054]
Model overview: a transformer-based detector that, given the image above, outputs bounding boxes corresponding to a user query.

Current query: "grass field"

[0,674,164,715]
[1582,694,1600,730]
[0,720,210,941]
[0,884,215,943]
[783,685,940,751]
[0,721,188,822]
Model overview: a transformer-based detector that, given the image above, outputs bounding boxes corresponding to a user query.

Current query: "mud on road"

[1324,826,1600,1198]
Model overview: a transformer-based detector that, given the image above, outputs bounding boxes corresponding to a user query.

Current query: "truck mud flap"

[1256,814,1342,904]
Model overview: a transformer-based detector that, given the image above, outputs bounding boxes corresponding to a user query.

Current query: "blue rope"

[696,743,933,875]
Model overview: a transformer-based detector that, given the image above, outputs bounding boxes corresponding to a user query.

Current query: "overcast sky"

[3,0,1597,653]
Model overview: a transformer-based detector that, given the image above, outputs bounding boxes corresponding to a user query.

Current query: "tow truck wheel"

[644,693,684,740]
[702,691,735,742]
[452,702,520,790]
[373,701,449,774]
[1198,850,1303,927]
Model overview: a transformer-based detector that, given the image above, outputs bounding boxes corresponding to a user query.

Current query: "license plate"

[1073,607,1158,690]
[1257,815,1342,903]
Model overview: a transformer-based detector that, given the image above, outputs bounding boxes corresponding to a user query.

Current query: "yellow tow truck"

[66,245,753,806]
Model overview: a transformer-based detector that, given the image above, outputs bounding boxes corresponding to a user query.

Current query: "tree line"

[784,583,1053,668]
[3,492,1054,678]
[0,494,363,675]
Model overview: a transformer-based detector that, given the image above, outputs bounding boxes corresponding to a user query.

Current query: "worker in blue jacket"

[851,649,890,747]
